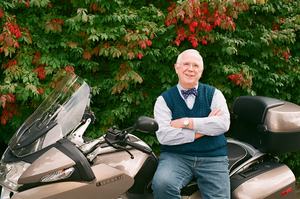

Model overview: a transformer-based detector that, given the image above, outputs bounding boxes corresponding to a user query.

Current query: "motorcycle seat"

[180,142,250,196]
[227,142,250,171]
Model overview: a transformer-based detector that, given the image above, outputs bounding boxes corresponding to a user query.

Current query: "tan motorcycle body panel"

[232,164,295,199]
[264,101,300,132]
[18,148,76,184]
[92,148,150,178]
[12,164,134,199]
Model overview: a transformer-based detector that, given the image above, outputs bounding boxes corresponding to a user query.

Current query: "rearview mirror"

[133,116,158,133]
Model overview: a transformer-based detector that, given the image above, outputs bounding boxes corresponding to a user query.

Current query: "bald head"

[176,49,204,69]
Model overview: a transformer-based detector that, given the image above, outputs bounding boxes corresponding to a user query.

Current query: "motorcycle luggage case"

[230,96,300,156]
[231,160,295,199]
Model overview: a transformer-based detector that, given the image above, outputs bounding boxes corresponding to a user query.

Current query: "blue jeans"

[151,152,230,199]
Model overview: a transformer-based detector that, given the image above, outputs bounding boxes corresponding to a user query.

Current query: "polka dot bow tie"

[181,88,198,99]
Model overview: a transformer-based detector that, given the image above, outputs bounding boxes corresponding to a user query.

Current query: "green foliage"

[1,0,300,178]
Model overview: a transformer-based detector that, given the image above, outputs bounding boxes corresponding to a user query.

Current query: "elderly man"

[152,49,230,199]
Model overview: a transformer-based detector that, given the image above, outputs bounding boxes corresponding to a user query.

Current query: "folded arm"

[154,89,230,146]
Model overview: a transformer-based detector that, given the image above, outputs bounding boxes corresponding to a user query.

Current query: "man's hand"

[170,118,187,128]
[195,133,204,139]
[208,108,223,117]
[170,109,223,140]
[171,118,204,139]
[170,109,223,128]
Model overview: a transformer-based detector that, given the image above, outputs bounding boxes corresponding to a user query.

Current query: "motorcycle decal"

[96,175,123,187]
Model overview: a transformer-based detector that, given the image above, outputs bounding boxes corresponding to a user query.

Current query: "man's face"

[175,51,203,90]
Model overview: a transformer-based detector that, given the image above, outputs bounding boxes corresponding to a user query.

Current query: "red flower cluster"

[35,67,46,80]
[120,62,131,71]
[166,0,249,47]
[0,93,17,125]
[91,2,99,11]
[138,39,152,50]
[201,38,207,45]
[51,18,65,25]
[65,66,75,72]
[32,51,41,66]
[136,53,143,59]
[174,28,188,46]
[272,24,279,31]
[0,22,23,49]
[227,73,252,88]
[167,1,176,11]
[1,60,17,69]
[1,93,15,106]
[8,23,22,38]
[272,17,286,31]
[282,51,290,59]
[0,7,3,19]
[23,1,30,8]
[188,35,198,48]
[279,18,286,23]
[38,87,44,95]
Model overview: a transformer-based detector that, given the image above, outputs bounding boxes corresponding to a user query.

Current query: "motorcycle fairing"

[19,139,95,184]
[0,138,96,193]
[92,134,158,195]
[55,139,95,182]
[18,147,76,184]
[10,164,134,199]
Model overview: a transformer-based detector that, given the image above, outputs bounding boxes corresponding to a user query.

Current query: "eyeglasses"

[177,62,203,70]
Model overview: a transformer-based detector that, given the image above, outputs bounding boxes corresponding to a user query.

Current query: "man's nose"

[187,64,194,71]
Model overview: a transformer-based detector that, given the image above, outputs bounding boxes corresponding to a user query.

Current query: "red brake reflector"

[282,187,292,196]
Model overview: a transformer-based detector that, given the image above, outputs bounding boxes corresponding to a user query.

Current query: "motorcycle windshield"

[8,72,91,157]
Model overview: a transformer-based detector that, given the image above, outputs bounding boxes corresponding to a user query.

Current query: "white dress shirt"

[154,84,230,146]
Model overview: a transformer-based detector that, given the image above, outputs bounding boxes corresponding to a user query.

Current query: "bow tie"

[181,88,198,99]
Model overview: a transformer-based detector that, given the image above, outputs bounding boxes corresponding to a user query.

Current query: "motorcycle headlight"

[0,161,30,191]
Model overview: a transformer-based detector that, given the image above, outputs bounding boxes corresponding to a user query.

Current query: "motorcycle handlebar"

[126,140,153,155]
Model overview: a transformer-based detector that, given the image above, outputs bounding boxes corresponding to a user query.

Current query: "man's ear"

[174,64,179,73]
[199,68,204,78]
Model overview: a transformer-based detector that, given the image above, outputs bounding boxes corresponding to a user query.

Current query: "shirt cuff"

[193,118,217,136]
[181,128,195,144]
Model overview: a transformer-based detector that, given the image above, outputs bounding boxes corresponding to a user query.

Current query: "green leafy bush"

[0,0,300,176]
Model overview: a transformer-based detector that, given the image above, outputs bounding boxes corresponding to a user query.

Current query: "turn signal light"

[282,187,292,196]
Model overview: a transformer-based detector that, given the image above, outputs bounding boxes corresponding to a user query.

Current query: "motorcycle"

[0,72,300,199]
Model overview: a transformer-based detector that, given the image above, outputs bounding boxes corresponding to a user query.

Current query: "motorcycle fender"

[19,147,76,184]
[12,164,134,199]
[231,164,295,199]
